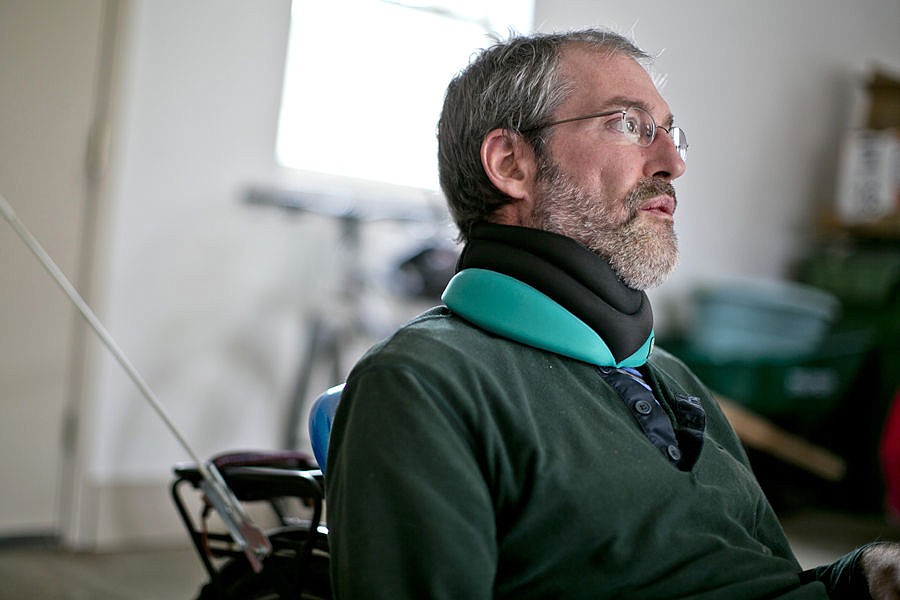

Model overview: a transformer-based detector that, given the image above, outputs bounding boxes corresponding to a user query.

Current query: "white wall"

[0,0,105,537]
[533,0,900,323]
[75,0,310,545]
[65,1,900,546]
[90,0,294,478]
[73,0,440,546]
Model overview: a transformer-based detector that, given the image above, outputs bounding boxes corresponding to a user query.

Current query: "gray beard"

[530,161,679,290]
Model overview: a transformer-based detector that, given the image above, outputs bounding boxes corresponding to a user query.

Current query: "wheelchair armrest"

[222,466,324,502]
[172,457,323,503]
[211,449,318,471]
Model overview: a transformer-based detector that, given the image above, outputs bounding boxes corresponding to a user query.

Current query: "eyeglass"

[524,106,688,160]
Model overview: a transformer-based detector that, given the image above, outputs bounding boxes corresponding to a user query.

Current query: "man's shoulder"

[343,306,528,418]
[351,305,568,390]
[378,305,485,349]
[356,306,502,370]
[647,344,689,371]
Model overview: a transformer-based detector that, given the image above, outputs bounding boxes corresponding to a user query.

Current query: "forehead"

[557,46,670,117]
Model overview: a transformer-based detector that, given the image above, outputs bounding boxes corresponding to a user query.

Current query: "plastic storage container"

[664,329,870,421]
[687,278,841,360]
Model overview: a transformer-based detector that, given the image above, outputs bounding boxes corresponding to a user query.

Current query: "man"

[326,29,900,598]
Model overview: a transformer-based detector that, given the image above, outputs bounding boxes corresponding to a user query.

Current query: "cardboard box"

[835,129,899,224]
[867,70,900,130]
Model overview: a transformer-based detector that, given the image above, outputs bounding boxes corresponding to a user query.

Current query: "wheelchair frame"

[171,450,331,599]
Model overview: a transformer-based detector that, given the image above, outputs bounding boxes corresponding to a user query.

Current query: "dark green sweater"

[327,307,865,599]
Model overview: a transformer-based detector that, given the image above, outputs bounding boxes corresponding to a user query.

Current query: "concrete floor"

[1,509,899,599]
[0,542,206,600]
[783,508,900,569]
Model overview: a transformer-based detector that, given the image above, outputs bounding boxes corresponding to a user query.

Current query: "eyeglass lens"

[618,107,688,159]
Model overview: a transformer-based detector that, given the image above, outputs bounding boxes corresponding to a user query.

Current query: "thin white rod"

[0,193,203,467]
[1,194,273,566]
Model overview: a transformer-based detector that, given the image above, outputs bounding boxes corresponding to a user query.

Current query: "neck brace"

[441,223,654,368]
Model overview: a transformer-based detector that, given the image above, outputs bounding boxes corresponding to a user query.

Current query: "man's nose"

[644,132,686,180]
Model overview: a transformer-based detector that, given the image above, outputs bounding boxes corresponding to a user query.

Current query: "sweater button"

[634,400,653,415]
[667,444,682,462]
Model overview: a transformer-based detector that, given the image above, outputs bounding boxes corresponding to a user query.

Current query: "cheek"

[576,150,637,194]
[551,143,643,214]
[585,166,634,214]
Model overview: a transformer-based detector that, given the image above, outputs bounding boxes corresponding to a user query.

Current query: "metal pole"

[0,193,271,571]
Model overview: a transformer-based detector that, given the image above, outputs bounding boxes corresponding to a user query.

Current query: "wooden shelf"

[818,212,900,243]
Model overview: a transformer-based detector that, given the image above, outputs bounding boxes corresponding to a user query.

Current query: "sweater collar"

[442,223,654,367]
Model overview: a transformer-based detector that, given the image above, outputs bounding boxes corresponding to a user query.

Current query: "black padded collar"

[455,223,654,364]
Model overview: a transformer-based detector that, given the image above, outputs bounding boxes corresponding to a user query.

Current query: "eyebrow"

[599,95,675,129]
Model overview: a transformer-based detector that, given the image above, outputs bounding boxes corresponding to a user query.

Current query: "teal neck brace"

[441,224,655,368]
[442,269,653,368]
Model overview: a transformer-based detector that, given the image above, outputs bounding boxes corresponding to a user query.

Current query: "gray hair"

[437,29,651,241]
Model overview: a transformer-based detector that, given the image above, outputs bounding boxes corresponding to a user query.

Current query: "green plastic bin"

[662,329,872,421]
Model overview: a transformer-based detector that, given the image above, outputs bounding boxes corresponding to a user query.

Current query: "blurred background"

[1,0,899,596]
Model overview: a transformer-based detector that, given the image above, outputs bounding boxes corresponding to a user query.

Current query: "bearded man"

[326,29,900,599]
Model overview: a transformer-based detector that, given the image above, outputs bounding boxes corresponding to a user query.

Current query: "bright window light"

[276,0,533,191]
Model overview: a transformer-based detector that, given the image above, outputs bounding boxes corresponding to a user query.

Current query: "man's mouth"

[628,179,677,221]
[639,195,676,219]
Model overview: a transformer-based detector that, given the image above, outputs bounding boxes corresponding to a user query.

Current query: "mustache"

[626,178,677,212]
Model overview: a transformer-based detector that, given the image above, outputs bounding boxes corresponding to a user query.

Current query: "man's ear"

[480,128,537,203]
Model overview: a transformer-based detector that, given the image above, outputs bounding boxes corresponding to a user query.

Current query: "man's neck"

[450,222,654,365]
